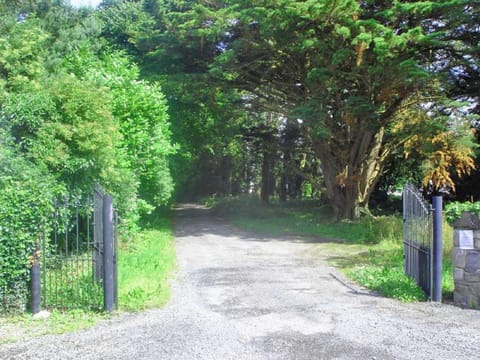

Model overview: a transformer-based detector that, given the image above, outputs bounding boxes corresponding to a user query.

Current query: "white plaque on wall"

[459,230,474,249]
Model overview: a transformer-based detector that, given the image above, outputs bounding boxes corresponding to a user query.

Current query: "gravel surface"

[1,204,480,359]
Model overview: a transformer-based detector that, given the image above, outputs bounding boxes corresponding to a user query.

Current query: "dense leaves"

[103,0,478,218]
[445,201,480,225]
[0,131,58,312]
[0,0,175,311]
[204,0,477,218]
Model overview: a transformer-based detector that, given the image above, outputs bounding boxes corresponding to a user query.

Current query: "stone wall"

[452,212,480,309]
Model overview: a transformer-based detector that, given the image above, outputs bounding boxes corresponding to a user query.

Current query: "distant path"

[1,204,480,359]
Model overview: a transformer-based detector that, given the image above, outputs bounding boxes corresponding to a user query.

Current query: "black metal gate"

[403,183,433,298]
[34,186,117,312]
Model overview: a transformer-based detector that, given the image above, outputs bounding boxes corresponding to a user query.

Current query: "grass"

[42,261,104,311]
[213,196,398,244]
[118,210,176,311]
[212,196,454,303]
[0,209,176,342]
[0,309,109,345]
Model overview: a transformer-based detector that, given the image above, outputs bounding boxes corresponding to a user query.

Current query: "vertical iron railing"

[403,183,442,301]
[403,183,433,298]
[432,196,443,302]
[93,186,104,283]
[34,188,117,312]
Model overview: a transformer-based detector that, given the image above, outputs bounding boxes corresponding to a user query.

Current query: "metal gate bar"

[35,188,117,312]
[403,183,443,301]
[403,183,433,298]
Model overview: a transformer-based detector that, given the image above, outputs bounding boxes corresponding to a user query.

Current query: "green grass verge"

[0,210,176,342]
[212,196,454,302]
[118,211,176,311]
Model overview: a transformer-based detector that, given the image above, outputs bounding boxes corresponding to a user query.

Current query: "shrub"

[444,201,480,224]
[0,134,59,313]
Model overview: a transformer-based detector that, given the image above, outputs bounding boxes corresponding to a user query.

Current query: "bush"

[445,201,480,224]
[0,134,59,313]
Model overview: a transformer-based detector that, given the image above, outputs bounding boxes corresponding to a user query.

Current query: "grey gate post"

[30,242,41,314]
[103,194,115,312]
[432,196,443,302]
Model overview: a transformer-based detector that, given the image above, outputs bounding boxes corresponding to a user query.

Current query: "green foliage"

[346,246,427,302]
[0,16,48,91]
[29,75,122,188]
[445,201,480,224]
[105,56,175,207]
[61,49,175,209]
[97,0,156,56]
[0,2,176,313]
[0,133,59,313]
[140,0,477,218]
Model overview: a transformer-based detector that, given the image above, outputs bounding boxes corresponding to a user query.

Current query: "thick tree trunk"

[315,127,387,219]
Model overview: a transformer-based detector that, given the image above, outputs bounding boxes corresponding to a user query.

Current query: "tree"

[97,0,250,200]
[173,0,477,218]
[95,0,477,216]
[1,1,176,221]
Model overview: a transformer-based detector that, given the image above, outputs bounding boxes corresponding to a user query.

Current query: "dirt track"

[1,204,480,359]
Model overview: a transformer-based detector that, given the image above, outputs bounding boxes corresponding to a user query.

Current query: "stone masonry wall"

[452,212,480,309]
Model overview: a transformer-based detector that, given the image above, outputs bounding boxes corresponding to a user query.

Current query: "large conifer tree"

[163,0,477,218]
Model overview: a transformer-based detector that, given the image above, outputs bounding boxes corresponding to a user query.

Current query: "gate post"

[452,212,480,308]
[103,194,114,312]
[30,242,41,314]
[432,196,443,302]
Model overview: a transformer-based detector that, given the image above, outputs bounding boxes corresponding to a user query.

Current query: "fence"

[31,186,118,313]
[402,183,442,301]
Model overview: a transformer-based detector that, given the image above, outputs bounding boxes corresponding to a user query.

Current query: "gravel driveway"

[1,204,480,359]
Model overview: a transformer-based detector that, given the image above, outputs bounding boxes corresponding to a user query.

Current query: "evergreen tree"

[170,0,477,218]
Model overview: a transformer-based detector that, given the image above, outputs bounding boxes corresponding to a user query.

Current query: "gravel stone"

[1,204,480,359]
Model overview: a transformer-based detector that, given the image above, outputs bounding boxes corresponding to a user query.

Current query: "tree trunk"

[261,144,272,203]
[314,127,387,219]
[220,156,232,195]
[279,150,290,202]
[279,174,287,202]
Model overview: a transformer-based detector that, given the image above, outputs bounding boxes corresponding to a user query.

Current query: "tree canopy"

[114,0,478,218]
